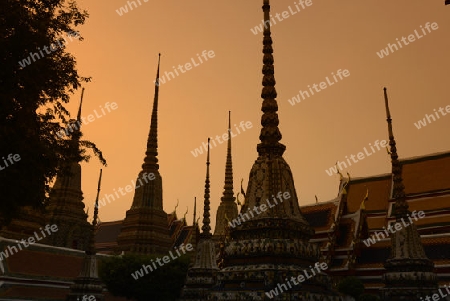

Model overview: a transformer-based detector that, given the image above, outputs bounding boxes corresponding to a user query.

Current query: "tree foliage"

[337,276,365,299]
[0,0,105,223]
[99,254,191,301]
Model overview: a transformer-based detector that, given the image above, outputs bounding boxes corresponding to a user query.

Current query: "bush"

[337,276,365,299]
[99,253,191,301]
[358,294,380,301]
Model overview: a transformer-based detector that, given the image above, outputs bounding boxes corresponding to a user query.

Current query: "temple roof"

[301,200,339,232]
[95,220,123,244]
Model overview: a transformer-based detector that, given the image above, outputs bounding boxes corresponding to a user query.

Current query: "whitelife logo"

[0,224,59,274]
[228,191,291,228]
[419,284,450,301]
[325,139,387,176]
[265,261,328,298]
[116,0,148,16]
[56,102,118,138]
[362,210,425,247]
[0,153,21,171]
[18,31,80,68]
[95,172,155,209]
[154,50,215,86]
[414,105,450,129]
[376,22,439,59]
[250,0,313,35]
[190,121,253,158]
[287,69,350,106]
[131,243,193,280]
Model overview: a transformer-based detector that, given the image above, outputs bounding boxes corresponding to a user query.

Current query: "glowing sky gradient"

[64,0,450,230]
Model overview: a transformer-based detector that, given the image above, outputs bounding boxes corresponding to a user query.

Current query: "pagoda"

[380,88,438,300]
[45,88,91,250]
[210,1,341,299]
[116,54,172,254]
[180,139,219,300]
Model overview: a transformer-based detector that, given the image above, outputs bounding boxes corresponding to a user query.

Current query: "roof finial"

[257,0,286,157]
[183,207,189,223]
[173,199,179,215]
[383,87,408,218]
[193,197,197,226]
[142,54,161,171]
[221,111,235,202]
[201,138,211,237]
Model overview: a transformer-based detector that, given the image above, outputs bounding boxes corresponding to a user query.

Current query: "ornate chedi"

[116,54,172,254]
[0,92,90,243]
[380,88,438,300]
[180,139,220,301]
[66,169,105,301]
[213,112,238,241]
[210,1,340,300]
[45,89,91,250]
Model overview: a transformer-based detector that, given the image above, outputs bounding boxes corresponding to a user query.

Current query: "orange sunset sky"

[63,0,450,229]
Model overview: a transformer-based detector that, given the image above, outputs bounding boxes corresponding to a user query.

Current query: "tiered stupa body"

[213,112,238,241]
[210,1,340,299]
[0,206,46,241]
[45,90,91,250]
[180,139,219,300]
[0,93,91,244]
[116,55,172,254]
[380,88,438,300]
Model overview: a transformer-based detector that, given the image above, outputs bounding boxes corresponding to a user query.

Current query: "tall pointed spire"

[117,54,172,254]
[68,88,84,156]
[213,112,238,238]
[71,88,84,141]
[193,197,197,226]
[383,87,408,217]
[257,0,285,157]
[381,87,438,301]
[180,140,218,301]
[201,138,211,238]
[143,53,161,171]
[88,169,102,255]
[66,169,104,301]
[77,88,84,123]
[222,111,234,201]
[45,88,91,251]
[210,1,338,299]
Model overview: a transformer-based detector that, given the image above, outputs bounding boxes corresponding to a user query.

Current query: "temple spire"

[193,197,197,226]
[213,113,238,238]
[384,87,408,218]
[381,87,438,301]
[222,111,235,202]
[88,169,101,255]
[65,169,105,301]
[257,0,286,157]
[77,88,84,123]
[69,88,84,152]
[117,54,172,254]
[201,138,211,237]
[142,53,161,171]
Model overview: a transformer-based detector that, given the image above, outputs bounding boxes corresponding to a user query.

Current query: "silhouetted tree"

[0,0,105,223]
[99,254,191,301]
